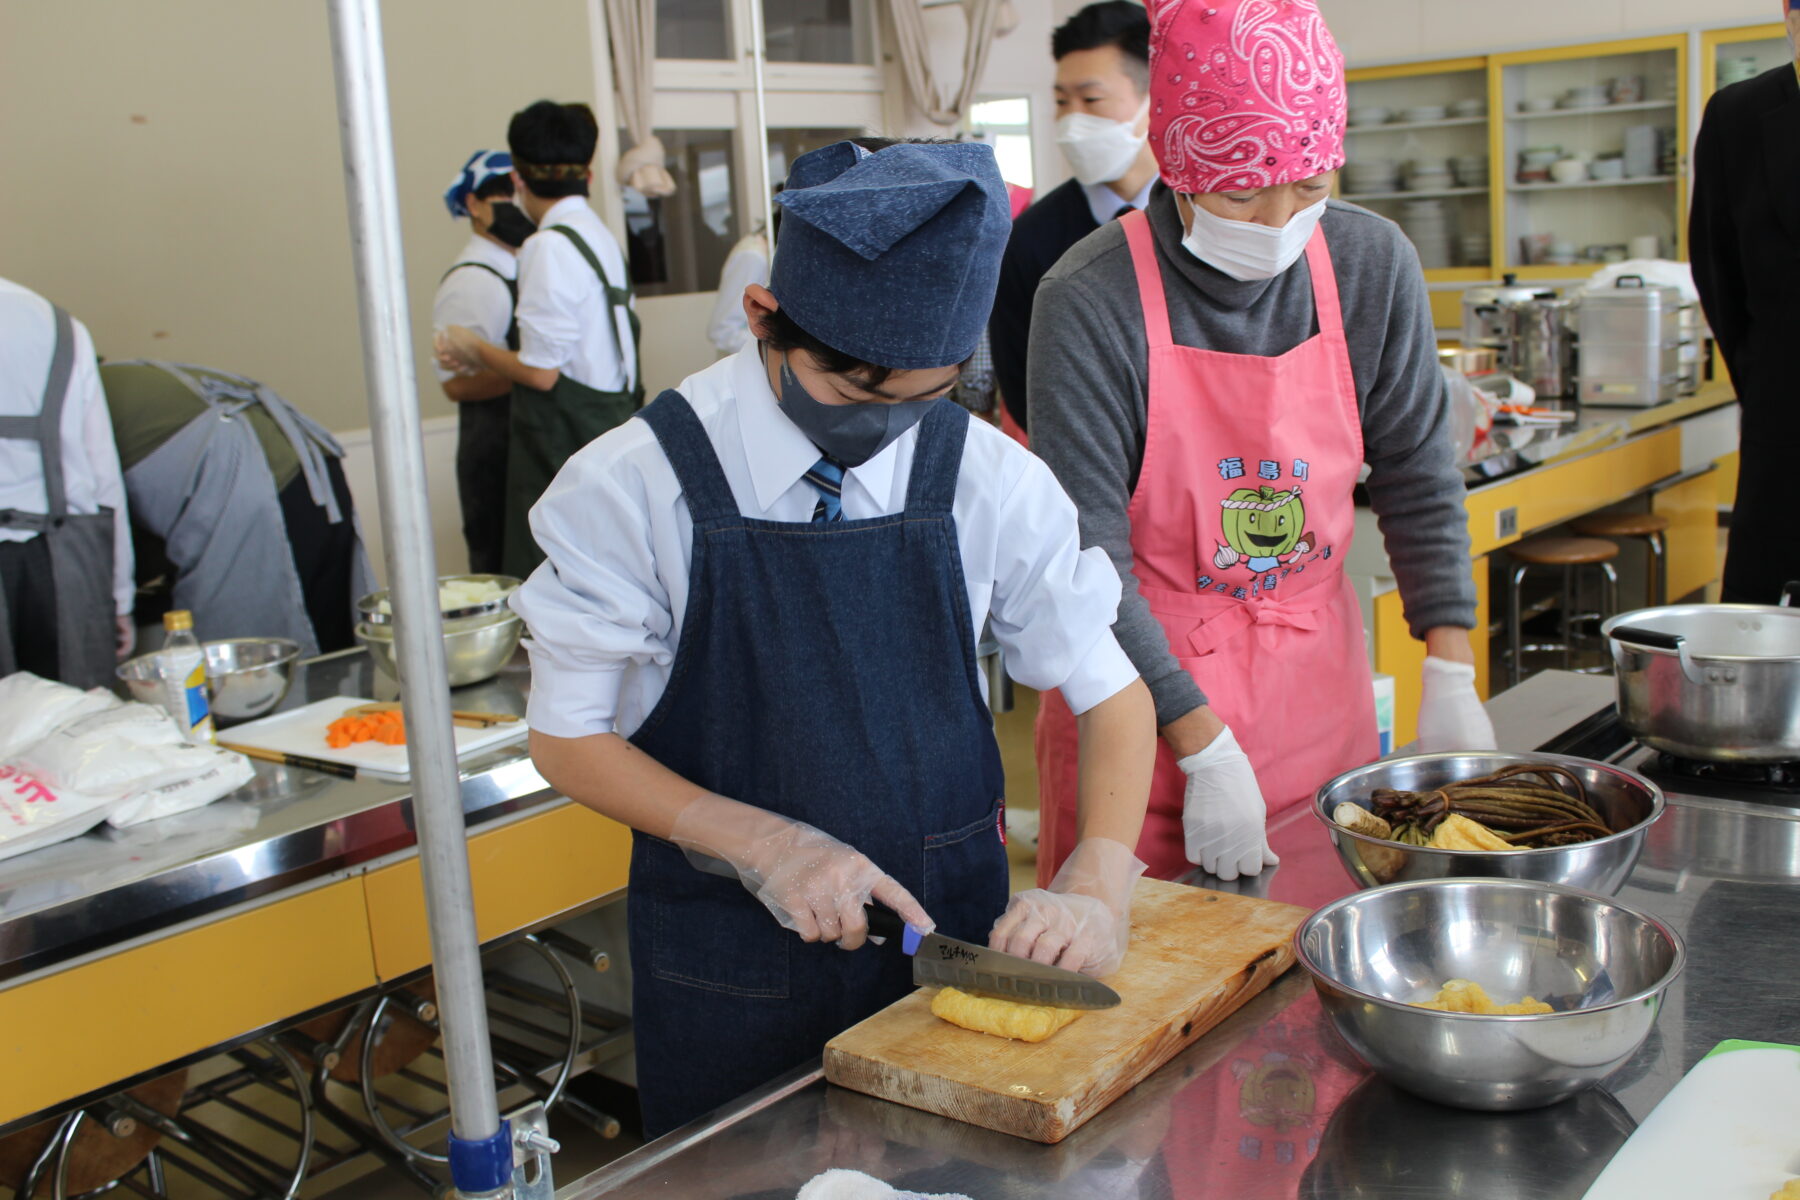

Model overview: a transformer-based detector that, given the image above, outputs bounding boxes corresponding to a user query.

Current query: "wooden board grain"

[823,878,1309,1143]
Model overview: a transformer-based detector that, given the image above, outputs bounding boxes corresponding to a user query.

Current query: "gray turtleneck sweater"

[1028,186,1476,726]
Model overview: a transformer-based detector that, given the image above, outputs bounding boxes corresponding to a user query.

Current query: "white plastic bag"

[0,763,120,863]
[106,753,254,828]
[0,672,120,761]
[14,702,254,826]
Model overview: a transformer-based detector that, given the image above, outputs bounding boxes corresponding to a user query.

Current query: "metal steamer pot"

[1603,583,1800,763]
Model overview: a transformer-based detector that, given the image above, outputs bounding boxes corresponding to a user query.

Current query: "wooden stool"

[1572,510,1671,607]
[1507,536,1621,685]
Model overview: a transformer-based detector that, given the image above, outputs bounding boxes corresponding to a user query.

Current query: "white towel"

[795,1168,972,1200]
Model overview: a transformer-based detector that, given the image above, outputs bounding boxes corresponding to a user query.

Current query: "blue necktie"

[804,456,845,523]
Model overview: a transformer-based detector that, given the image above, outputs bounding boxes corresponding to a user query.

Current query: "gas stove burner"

[1646,751,1800,797]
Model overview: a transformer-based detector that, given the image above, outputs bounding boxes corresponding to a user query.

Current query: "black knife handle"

[863,903,906,942]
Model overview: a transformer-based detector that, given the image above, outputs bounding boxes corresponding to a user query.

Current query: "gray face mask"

[775,356,941,467]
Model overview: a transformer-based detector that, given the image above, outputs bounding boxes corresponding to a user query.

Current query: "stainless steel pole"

[748,0,775,243]
[325,2,509,1193]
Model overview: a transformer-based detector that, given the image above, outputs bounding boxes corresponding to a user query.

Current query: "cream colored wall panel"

[0,1,597,436]
[1419,0,1626,60]
[1325,0,1428,66]
[639,292,732,400]
[339,415,466,587]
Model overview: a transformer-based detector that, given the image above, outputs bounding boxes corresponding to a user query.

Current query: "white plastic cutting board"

[223,697,526,781]
[1583,1042,1800,1200]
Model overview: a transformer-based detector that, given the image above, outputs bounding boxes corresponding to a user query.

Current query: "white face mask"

[1178,194,1329,282]
[1056,100,1149,187]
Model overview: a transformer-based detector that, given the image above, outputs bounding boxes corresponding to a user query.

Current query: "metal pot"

[1506,296,1579,399]
[1461,274,1547,349]
[1602,584,1800,763]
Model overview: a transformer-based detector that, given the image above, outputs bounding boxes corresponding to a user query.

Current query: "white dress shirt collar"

[539,195,595,230]
[731,345,902,514]
[454,232,518,279]
[1081,176,1154,229]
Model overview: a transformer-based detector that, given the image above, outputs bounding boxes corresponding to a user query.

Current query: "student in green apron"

[437,101,642,579]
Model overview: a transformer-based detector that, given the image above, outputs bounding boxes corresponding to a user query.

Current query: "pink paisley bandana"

[1147,0,1347,195]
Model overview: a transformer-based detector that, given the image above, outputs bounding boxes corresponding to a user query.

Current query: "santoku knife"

[864,904,1121,1010]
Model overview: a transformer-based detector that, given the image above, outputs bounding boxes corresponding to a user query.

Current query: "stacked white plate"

[1451,154,1490,188]
[1348,105,1392,127]
[1459,233,1491,265]
[1449,97,1487,119]
[1398,198,1454,269]
[1400,104,1449,124]
[1343,158,1401,195]
[1403,159,1456,193]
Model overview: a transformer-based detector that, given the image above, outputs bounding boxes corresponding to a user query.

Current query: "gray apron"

[113,362,375,658]
[0,306,118,687]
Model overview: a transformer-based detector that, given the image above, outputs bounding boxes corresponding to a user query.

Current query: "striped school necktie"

[804,456,846,523]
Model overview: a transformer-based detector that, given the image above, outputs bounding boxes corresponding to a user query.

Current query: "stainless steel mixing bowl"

[1295,878,1683,1110]
[1312,751,1663,895]
[356,613,522,689]
[117,637,300,724]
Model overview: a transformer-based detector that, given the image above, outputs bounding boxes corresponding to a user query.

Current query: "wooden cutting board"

[823,877,1310,1143]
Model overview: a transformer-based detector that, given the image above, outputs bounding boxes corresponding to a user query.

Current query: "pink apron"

[1037,210,1378,883]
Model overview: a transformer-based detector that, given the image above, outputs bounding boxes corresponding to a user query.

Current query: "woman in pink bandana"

[1030,0,1494,887]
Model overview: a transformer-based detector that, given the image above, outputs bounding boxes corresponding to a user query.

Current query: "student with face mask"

[1029,0,1493,886]
[512,138,1156,1137]
[434,149,533,575]
[987,1,1156,436]
[437,102,642,579]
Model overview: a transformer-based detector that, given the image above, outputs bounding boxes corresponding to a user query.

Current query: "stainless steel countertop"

[560,670,1800,1200]
[0,649,556,986]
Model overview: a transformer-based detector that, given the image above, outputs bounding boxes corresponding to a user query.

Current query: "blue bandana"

[443,149,513,219]
[769,141,1011,371]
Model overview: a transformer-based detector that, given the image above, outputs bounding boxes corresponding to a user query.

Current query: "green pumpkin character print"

[1214,484,1314,574]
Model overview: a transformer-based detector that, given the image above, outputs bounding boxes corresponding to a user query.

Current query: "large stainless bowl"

[1295,878,1683,1110]
[1313,751,1662,895]
[356,614,522,689]
[118,637,300,724]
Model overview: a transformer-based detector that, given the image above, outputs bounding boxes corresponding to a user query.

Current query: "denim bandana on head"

[767,141,1012,371]
[443,149,512,219]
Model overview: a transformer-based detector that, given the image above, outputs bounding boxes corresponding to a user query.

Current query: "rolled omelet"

[930,986,1082,1043]
[1414,978,1552,1015]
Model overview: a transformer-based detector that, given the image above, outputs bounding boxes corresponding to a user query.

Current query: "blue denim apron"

[627,390,1009,1136]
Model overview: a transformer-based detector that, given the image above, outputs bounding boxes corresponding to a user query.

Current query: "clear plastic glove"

[1179,726,1279,881]
[1416,656,1497,752]
[989,837,1146,977]
[668,794,931,950]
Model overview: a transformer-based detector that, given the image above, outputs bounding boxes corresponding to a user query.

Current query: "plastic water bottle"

[158,610,215,744]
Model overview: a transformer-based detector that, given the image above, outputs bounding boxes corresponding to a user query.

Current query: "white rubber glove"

[668,794,931,951]
[1179,726,1279,881]
[1416,656,1497,753]
[990,837,1146,977]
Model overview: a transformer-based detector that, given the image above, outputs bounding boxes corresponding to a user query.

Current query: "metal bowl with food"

[356,615,522,689]
[118,637,300,724]
[1295,878,1683,1111]
[1313,751,1662,894]
[355,574,523,688]
[1604,590,1800,763]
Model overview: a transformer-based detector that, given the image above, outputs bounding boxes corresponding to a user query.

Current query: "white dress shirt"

[0,278,133,615]
[1081,176,1154,228]
[706,233,769,357]
[513,345,1137,739]
[431,234,516,384]
[515,196,636,393]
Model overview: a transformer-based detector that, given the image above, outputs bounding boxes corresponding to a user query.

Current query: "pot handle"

[1608,625,1706,685]
[1781,581,1800,609]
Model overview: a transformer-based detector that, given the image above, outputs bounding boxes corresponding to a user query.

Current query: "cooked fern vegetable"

[1354,764,1614,850]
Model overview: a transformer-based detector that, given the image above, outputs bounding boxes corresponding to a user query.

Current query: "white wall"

[1322,0,1781,65]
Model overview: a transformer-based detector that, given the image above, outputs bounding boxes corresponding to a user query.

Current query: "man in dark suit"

[1689,8,1800,603]
[989,1,1156,434]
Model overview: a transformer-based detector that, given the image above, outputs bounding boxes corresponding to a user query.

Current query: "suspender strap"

[549,225,633,375]
[440,261,520,348]
[10,307,78,518]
